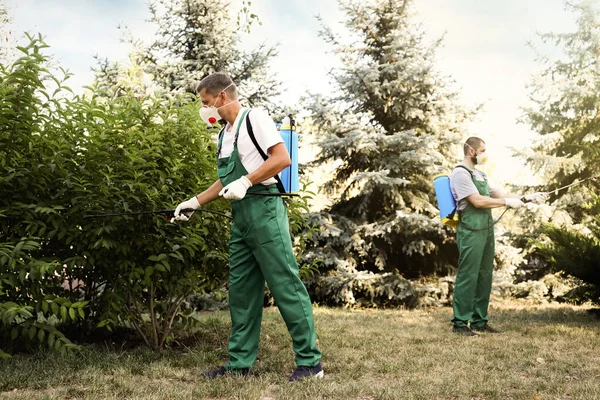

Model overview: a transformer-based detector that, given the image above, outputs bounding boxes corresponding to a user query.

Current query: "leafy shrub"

[0,239,82,355]
[0,35,231,352]
[535,223,600,304]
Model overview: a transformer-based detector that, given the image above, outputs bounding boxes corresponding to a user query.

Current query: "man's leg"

[471,229,495,329]
[225,223,266,370]
[452,228,486,328]
[250,197,321,367]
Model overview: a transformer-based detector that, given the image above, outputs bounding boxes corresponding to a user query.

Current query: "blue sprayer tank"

[433,174,459,228]
[278,116,299,193]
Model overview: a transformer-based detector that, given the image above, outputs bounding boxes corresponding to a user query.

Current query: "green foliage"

[236,0,262,34]
[0,34,230,352]
[0,240,82,354]
[302,0,472,284]
[517,1,600,304]
[533,195,600,304]
[0,34,83,353]
[95,0,280,110]
[308,270,419,308]
[538,226,600,286]
[519,0,600,219]
[286,180,321,280]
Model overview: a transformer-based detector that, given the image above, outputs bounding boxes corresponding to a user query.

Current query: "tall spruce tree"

[519,0,600,218]
[94,0,279,108]
[517,1,600,302]
[303,0,473,278]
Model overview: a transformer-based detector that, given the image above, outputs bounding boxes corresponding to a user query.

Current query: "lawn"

[0,302,598,400]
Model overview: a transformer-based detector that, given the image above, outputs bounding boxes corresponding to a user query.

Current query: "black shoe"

[452,326,478,336]
[288,362,324,382]
[202,366,249,378]
[472,323,501,333]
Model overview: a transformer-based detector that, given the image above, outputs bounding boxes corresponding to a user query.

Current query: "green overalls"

[452,167,495,329]
[217,110,322,370]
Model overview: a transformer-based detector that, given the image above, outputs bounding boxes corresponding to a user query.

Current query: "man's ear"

[220,91,230,103]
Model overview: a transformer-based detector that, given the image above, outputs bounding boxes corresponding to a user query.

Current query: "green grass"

[0,302,599,400]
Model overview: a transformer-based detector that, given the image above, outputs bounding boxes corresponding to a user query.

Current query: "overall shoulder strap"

[216,126,226,158]
[454,165,485,181]
[245,111,287,193]
[454,165,473,174]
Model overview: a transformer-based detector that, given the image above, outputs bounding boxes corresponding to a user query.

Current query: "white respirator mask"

[466,142,489,166]
[199,82,236,127]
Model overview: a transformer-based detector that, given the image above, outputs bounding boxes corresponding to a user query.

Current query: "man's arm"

[490,189,521,200]
[245,142,291,185]
[468,188,524,209]
[196,179,224,205]
[467,193,509,209]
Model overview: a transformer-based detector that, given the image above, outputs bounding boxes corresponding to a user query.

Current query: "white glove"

[171,196,200,223]
[522,192,548,204]
[505,197,524,209]
[219,176,252,200]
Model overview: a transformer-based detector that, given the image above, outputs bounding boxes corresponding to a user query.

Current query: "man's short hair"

[464,136,485,155]
[196,72,238,99]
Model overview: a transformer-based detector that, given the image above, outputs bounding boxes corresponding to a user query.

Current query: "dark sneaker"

[202,366,249,378]
[288,362,324,382]
[472,324,501,333]
[452,326,478,336]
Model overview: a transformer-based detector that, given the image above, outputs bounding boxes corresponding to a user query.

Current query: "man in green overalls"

[172,72,323,381]
[449,137,546,336]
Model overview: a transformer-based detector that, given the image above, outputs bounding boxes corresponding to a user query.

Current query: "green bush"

[533,194,600,304]
[0,239,82,355]
[535,224,600,303]
[0,35,231,352]
[0,34,87,354]
[286,181,321,280]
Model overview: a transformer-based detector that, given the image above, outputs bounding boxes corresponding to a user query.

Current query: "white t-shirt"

[449,163,501,211]
[219,107,283,185]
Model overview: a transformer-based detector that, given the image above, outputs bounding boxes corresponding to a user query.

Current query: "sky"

[3,0,579,185]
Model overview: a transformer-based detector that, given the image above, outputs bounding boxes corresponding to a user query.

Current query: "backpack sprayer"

[434,172,598,229]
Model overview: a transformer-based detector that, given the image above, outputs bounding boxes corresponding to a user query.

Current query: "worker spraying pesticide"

[171,72,323,381]
[438,137,547,335]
